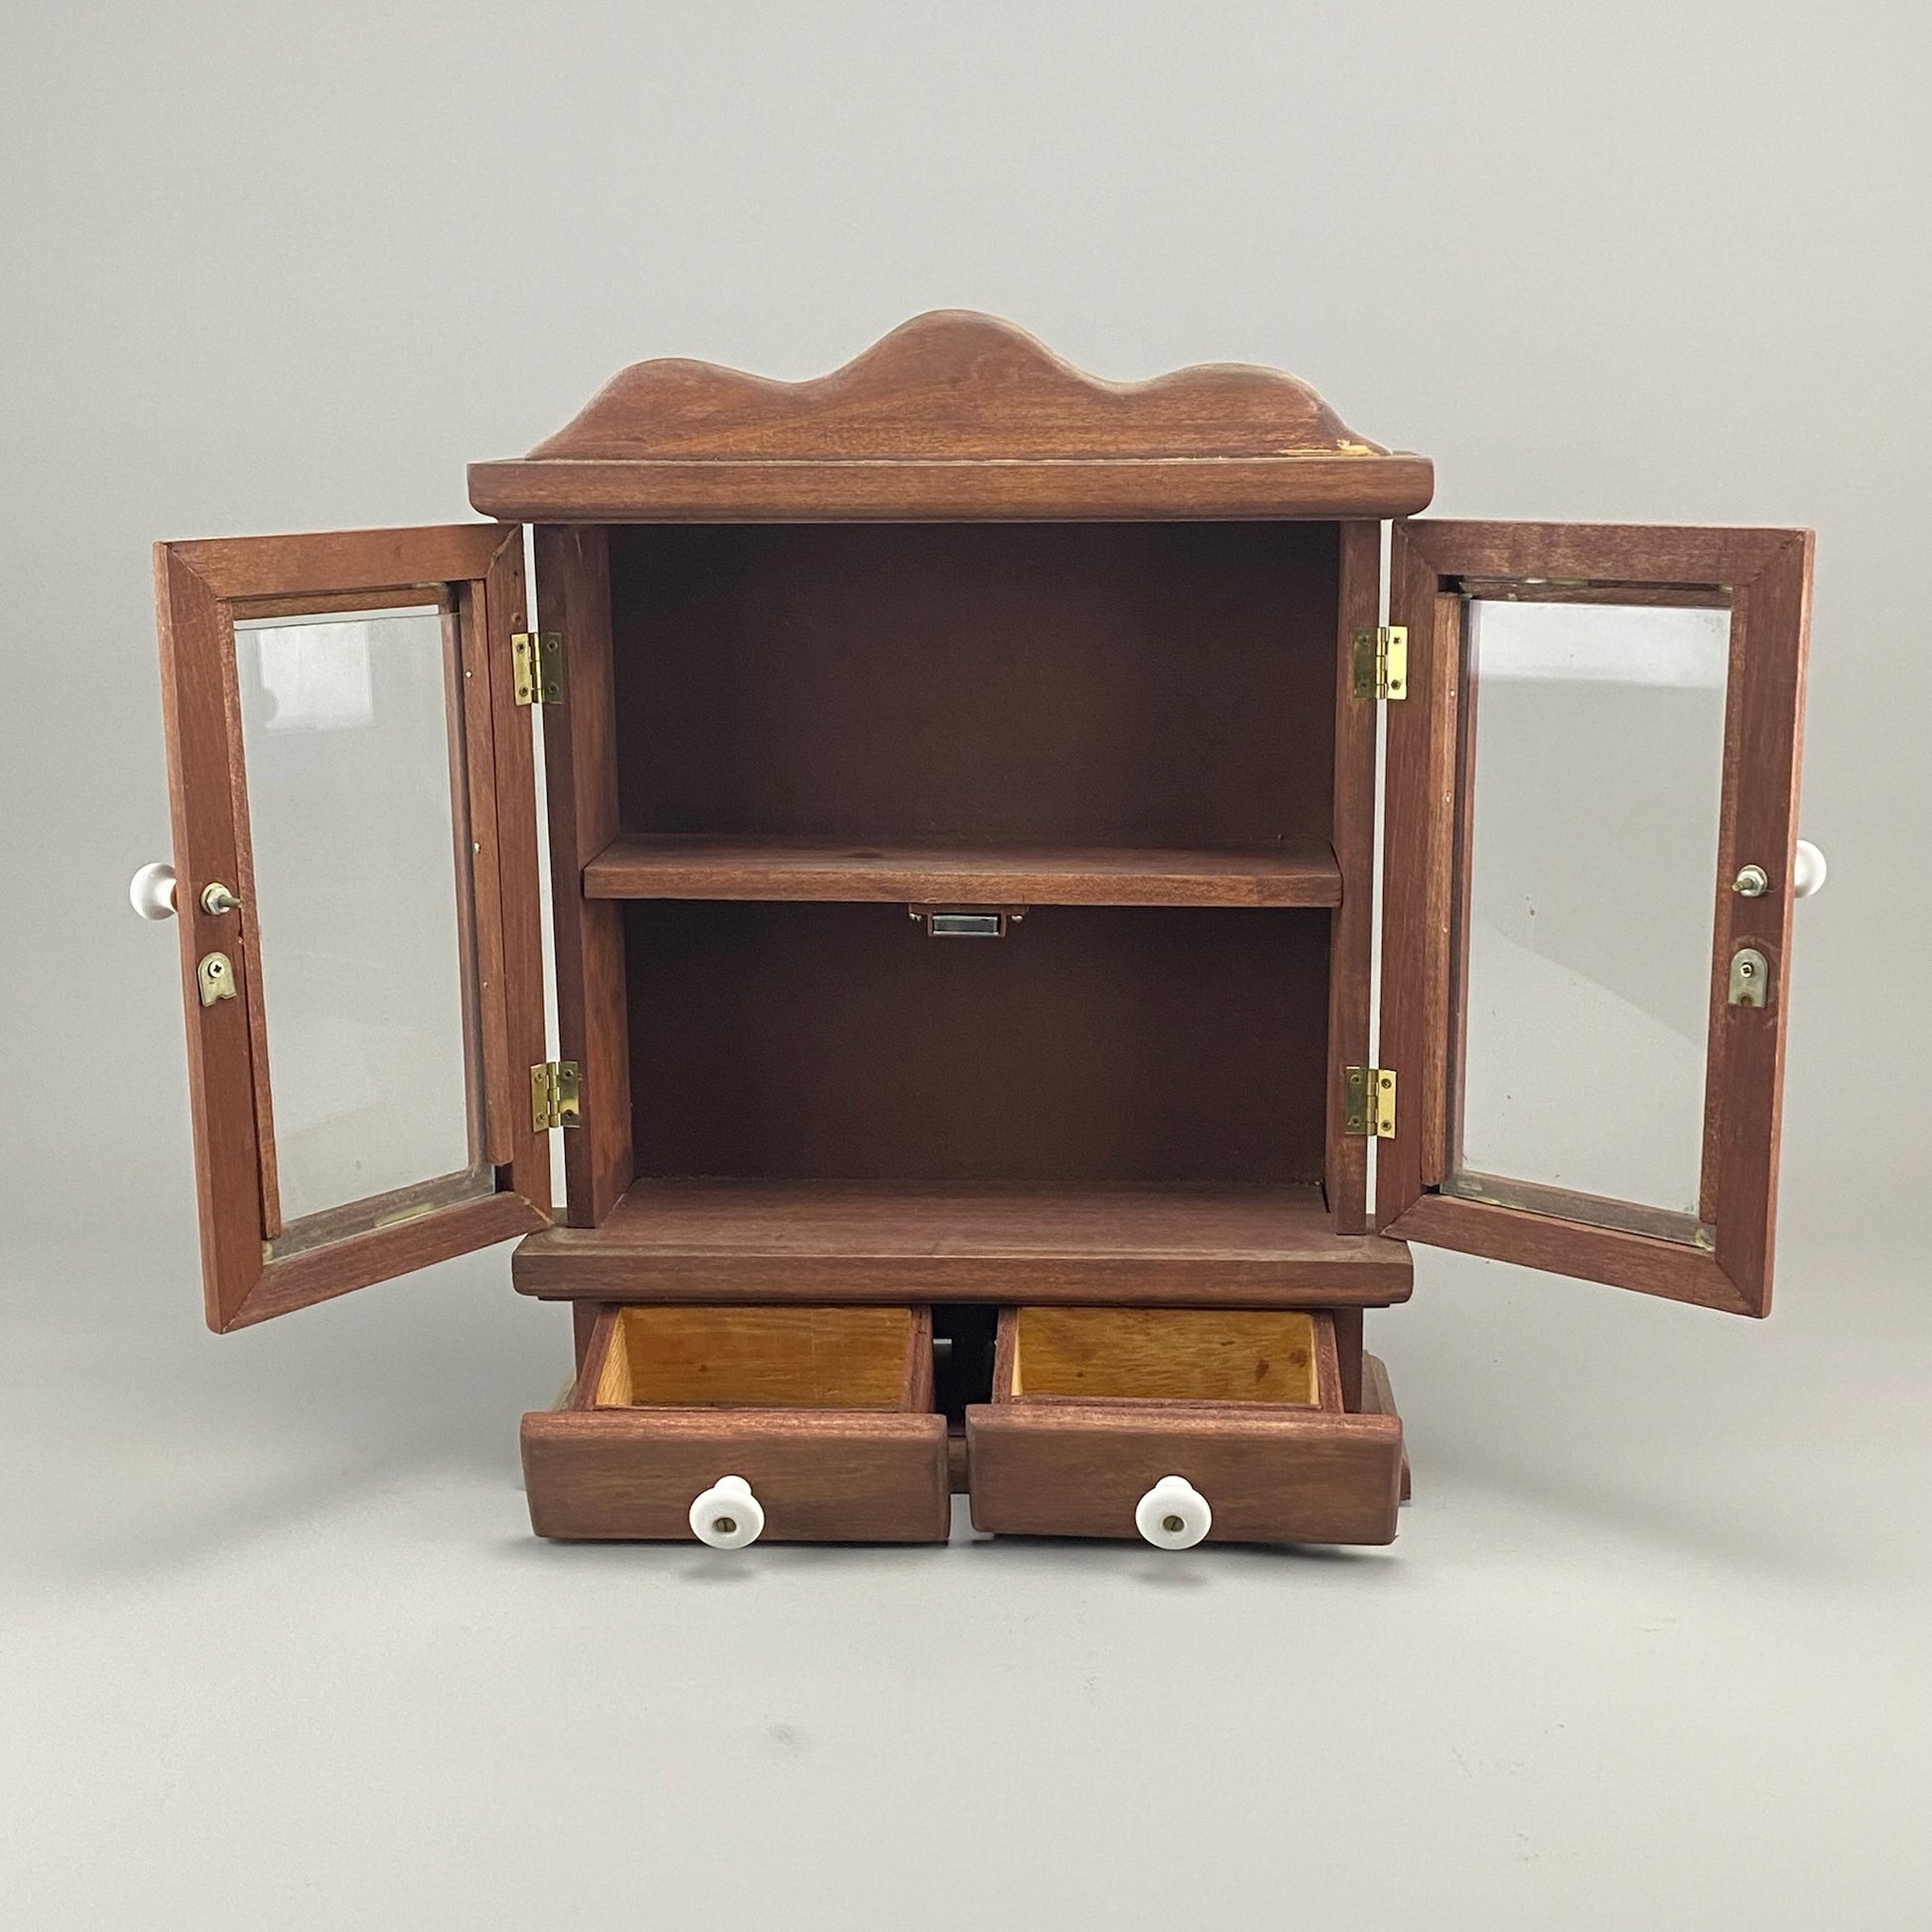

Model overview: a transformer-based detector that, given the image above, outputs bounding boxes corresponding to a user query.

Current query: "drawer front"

[965,1402,1403,1546]
[523,1408,950,1542]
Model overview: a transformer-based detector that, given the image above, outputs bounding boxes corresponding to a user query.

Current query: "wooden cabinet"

[139,313,1820,1550]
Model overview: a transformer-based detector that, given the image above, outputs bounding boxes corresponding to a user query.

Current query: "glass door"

[1377,521,1815,1315]
[153,525,549,1329]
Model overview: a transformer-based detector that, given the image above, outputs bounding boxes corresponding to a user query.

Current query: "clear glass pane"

[233,604,488,1251]
[1447,598,1729,1243]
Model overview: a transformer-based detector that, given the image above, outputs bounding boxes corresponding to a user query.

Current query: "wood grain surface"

[532,524,633,1226]
[469,312,1434,520]
[965,1402,1403,1545]
[590,1305,916,1410]
[584,834,1342,907]
[622,899,1329,1190]
[1008,1307,1320,1406]
[1359,1350,1410,1501]
[510,1178,1415,1304]
[606,521,1340,854]
[153,524,549,1331]
[1376,519,1812,1317]
[521,1408,951,1542]
[1326,520,1381,1231]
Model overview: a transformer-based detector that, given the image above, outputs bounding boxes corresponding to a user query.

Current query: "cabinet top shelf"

[583,834,1343,908]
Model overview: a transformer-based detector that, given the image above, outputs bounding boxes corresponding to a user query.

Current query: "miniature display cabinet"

[134,313,1825,1551]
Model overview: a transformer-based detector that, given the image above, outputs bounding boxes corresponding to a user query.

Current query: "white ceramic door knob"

[1136,1474,1211,1550]
[689,1475,764,1550]
[1792,839,1828,899]
[129,861,178,920]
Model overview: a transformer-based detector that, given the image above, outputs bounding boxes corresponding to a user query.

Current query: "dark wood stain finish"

[522,1302,948,1541]
[471,311,1434,522]
[1377,521,1813,1317]
[148,316,1816,1551]
[511,1178,1415,1306]
[966,1308,1402,1546]
[584,834,1342,908]
[153,525,549,1331]
[532,524,633,1224]
[605,520,1340,853]
[623,899,1330,1190]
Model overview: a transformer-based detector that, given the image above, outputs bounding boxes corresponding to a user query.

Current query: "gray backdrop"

[2,6,1926,1929]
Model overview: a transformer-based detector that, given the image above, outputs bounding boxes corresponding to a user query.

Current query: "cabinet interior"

[584,518,1346,1219]
[624,899,1327,1186]
[606,520,1338,849]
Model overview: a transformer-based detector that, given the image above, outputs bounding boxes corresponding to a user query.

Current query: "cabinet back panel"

[608,522,1337,847]
[625,901,1327,1185]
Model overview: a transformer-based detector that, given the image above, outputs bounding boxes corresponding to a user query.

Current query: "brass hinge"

[1351,624,1408,701]
[530,1060,581,1132]
[1343,1065,1397,1138]
[511,630,565,706]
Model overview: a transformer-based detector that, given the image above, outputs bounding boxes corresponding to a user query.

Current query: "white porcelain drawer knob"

[129,861,178,920]
[689,1475,764,1550]
[1792,839,1828,899]
[1136,1474,1211,1550]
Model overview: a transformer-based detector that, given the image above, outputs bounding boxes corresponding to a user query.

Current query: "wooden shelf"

[582,835,1341,908]
[510,1179,1411,1306]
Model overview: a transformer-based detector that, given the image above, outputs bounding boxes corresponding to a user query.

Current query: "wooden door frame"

[1376,519,1812,1316]
[155,523,550,1331]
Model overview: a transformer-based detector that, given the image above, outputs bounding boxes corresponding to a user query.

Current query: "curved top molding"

[527,311,1390,464]
[469,312,1434,520]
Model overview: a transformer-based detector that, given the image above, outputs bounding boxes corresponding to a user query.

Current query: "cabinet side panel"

[1326,521,1380,1231]
[533,525,632,1224]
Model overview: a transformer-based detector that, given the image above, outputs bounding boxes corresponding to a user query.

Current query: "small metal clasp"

[197,951,237,1008]
[1726,946,1769,1008]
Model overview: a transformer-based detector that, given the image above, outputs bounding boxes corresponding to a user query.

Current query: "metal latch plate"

[909,905,1027,938]
[530,1060,581,1131]
[1343,1065,1396,1138]
[511,631,564,706]
[197,951,237,1008]
[1726,947,1769,1008]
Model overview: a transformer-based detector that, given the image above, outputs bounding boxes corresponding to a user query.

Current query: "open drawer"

[521,1305,950,1543]
[965,1308,1403,1547]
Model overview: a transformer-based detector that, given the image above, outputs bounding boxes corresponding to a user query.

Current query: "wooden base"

[523,1303,1406,1549]
[512,1179,1413,1306]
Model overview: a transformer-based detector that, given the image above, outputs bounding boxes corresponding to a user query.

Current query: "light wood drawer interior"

[1009,1306,1324,1407]
[591,1304,917,1410]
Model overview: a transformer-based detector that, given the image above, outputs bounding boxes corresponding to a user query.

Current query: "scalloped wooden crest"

[527,311,1392,464]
